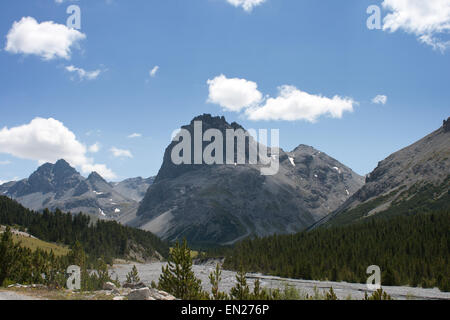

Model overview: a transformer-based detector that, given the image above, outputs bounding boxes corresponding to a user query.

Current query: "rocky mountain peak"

[155,114,251,183]
[189,114,243,132]
[87,171,107,183]
[443,117,450,132]
[87,172,110,191]
[137,115,365,245]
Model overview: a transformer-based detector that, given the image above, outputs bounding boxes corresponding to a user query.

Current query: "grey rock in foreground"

[127,287,176,300]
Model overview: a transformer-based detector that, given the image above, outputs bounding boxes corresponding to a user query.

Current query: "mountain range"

[1,115,448,247]
[0,159,153,219]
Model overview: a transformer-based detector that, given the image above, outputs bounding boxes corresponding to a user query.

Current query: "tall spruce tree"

[0,227,19,286]
[158,239,205,300]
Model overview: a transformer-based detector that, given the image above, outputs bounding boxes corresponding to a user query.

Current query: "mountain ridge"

[0,161,154,219]
[133,114,364,245]
[314,117,450,228]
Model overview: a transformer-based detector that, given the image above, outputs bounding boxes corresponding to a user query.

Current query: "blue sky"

[0,0,449,182]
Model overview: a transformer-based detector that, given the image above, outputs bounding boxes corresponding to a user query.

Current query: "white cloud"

[245,85,355,122]
[5,17,86,60]
[66,65,102,81]
[226,0,266,12]
[110,147,133,158]
[207,75,356,122]
[0,161,11,165]
[150,66,159,77]
[372,94,388,105]
[382,0,450,51]
[88,143,100,153]
[0,118,116,179]
[127,133,142,139]
[207,74,263,112]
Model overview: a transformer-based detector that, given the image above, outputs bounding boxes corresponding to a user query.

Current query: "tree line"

[0,196,169,264]
[223,210,449,292]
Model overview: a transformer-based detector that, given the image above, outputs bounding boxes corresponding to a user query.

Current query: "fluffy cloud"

[207,75,355,122]
[150,66,159,77]
[5,17,85,60]
[127,133,142,139]
[207,75,263,112]
[372,95,388,105]
[110,147,133,158]
[0,118,116,179]
[88,143,100,153]
[382,0,450,51]
[245,85,355,122]
[66,65,102,81]
[226,0,266,12]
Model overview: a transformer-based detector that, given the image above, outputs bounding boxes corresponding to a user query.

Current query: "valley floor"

[110,262,450,300]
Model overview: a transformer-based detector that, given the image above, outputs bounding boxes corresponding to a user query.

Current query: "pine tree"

[209,263,227,300]
[0,227,19,286]
[325,287,338,300]
[126,265,141,285]
[230,268,251,300]
[158,239,205,300]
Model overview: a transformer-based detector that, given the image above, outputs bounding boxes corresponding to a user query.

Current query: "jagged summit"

[443,117,450,132]
[0,159,143,219]
[87,171,108,184]
[135,115,364,245]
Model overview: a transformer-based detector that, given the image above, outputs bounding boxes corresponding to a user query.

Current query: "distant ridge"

[314,117,450,228]
[0,160,153,219]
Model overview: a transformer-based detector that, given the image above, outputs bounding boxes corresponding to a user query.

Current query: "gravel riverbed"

[110,262,450,300]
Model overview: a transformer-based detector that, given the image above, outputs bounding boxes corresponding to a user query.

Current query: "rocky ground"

[0,282,176,301]
[110,262,450,300]
[1,262,448,300]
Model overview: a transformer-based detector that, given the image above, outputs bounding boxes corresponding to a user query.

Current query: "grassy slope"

[11,234,70,257]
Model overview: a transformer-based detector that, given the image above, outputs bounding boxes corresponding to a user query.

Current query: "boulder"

[127,287,176,300]
[123,282,147,289]
[128,287,152,300]
[150,289,177,300]
[103,282,117,291]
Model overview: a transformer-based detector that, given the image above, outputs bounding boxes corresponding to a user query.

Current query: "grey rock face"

[316,118,450,227]
[134,114,364,245]
[443,117,450,132]
[112,177,155,202]
[0,160,140,220]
